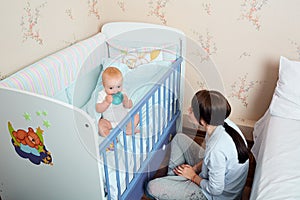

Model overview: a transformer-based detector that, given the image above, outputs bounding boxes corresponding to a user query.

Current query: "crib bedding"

[250,110,300,200]
[0,22,185,200]
[0,33,105,102]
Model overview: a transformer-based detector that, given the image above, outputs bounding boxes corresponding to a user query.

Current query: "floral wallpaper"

[148,0,170,25]
[239,0,269,31]
[1,0,300,126]
[20,2,47,44]
[191,29,217,62]
[230,73,264,108]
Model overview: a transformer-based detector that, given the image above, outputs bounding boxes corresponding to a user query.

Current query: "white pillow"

[270,56,300,119]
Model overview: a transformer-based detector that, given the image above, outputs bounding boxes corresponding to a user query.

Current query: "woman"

[146,90,249,200]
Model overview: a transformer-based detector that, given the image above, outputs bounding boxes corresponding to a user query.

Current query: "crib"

[0,22,185,200]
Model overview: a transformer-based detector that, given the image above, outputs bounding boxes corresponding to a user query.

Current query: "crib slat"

[113,139,122,199]
[152,94,156,146]
[163,79,167,129]
[175,68,179,113]
[122,129,130,188]
[131,117,137,174]
[172,70,176,117]
[102,152,111,200]
[139,109,144,166]
[157,87,161,140]
[175,64,180,114]
[167,77,171,123]
[146,102,150,154]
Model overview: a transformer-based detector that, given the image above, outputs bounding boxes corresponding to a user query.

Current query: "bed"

[0,22,186,200]
[250,56,300,200]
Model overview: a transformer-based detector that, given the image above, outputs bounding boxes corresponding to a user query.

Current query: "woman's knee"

[173,132,192,144]
[146,179,159,199]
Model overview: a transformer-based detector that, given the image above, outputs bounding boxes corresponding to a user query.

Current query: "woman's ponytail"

[223,122,249,163]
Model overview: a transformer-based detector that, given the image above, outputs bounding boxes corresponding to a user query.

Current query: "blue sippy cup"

[112,92,124,105]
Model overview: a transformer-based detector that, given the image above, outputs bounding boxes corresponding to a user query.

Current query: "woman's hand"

[174,164,202,185]
[173,164,196,180]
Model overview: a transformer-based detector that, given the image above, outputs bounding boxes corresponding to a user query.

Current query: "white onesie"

[97,89,129,128]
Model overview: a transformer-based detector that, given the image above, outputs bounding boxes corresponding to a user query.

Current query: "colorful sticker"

[8,122,53,166]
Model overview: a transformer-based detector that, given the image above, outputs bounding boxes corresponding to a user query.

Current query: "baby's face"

[103,76,123,95]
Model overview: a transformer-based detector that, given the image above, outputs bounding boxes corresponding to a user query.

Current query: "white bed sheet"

[250,109,300,200]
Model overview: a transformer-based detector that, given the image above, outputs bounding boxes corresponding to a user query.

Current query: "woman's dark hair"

[191,90,249,163]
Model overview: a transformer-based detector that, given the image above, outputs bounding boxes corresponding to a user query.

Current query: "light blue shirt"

[200,121,249,200]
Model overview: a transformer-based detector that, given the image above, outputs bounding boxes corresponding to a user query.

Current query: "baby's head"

[102,67,123,95]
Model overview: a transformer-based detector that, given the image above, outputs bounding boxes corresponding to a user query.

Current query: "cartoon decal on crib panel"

[109,45,163,69]
[7,111,53,166]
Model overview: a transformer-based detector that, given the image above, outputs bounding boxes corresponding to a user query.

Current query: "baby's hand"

[122,94,128,102]
[105,95,113,104]
[122,94,132,108]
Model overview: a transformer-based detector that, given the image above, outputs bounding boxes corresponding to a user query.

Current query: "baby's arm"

[96,95,113,113]
[122,93,133,109]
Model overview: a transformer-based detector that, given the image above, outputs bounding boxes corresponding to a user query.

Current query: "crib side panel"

[0,88,105,200]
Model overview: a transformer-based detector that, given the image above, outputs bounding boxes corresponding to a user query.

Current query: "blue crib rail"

[99,57,182,200]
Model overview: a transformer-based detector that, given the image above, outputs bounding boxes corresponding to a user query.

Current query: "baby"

[96,66,139,138]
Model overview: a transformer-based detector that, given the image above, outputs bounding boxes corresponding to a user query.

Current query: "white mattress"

[250,109,300,199]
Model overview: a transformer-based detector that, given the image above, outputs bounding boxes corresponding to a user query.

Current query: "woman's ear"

[188,108,200,126]
[200,118,206,127]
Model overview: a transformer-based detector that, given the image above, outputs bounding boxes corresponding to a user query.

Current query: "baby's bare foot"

[125,128,140,135]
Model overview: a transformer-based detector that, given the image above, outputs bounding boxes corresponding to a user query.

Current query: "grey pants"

[146,133,207,200]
